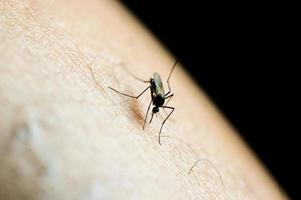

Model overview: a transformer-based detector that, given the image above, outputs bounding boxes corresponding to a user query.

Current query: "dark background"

[122,1,298,199]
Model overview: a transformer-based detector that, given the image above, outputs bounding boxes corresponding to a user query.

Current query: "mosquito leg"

[166,59,178,94]
[157,112,165,121]
[108,86,150,99]
[123,65,150,83]
[162,94,174,115]
[143,99,153,130]
[165,91,170,97]
[149,112,154,124]
[158,106,175,145]
[164,93,174,106]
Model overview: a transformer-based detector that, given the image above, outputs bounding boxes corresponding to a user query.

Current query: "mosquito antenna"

[167,59,179,92]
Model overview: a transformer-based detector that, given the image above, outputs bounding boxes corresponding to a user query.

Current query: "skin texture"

[0,0,288,199]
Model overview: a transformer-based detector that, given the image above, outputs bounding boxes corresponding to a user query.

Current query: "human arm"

[0,0,287,199]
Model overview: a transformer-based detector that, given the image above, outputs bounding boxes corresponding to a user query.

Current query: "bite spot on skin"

[129,98,145,126]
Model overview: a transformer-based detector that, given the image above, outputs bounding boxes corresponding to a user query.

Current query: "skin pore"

[0,0,287,199]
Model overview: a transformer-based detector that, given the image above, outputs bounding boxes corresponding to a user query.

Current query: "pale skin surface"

[0,0,288,199]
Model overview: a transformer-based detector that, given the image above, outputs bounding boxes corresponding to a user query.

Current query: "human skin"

[0,0,287,199]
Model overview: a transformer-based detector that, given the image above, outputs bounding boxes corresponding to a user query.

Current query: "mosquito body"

[151,72,165,107]
[109,60,178,145]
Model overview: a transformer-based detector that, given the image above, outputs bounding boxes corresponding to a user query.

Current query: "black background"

[122,1,298,199]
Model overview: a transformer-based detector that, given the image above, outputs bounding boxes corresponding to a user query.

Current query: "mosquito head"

[152,106,159,113]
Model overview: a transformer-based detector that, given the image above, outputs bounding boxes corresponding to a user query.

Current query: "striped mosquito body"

[150,73,165,108]
[109,60,178,145]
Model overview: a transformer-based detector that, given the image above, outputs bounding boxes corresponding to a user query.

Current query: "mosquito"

[109,60,178,145]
